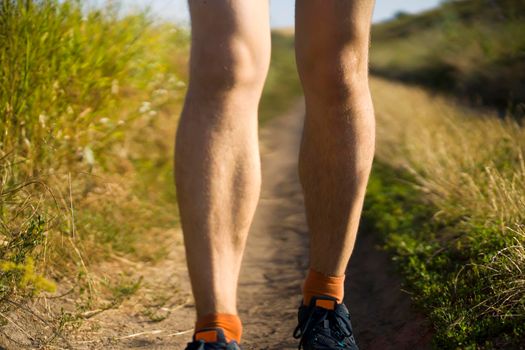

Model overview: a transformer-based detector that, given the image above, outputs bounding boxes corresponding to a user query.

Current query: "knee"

[298,42,370,104]
[188,37,270,98]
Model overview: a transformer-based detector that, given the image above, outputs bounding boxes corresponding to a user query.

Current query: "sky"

[120,0,443,27]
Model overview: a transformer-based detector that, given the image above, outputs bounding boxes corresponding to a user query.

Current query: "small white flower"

[84,146,95,166]
[168,75,178,85]
[139,101,151,114]
[39,114,47,127]
[111,79,119,95]
[153,88,168,96]
[100,117,110,124]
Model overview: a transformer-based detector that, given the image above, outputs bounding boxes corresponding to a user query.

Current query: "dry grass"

[372,78,525,225]
[0,1,189,346]
[475,230,525,318]
[369,76,525,345]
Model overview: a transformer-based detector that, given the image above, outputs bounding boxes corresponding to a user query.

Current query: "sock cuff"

[195,313,242,343]
[303,268,345,305]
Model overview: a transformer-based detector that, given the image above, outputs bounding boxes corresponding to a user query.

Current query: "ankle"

[302,268,345,305]
[195,313,242,343]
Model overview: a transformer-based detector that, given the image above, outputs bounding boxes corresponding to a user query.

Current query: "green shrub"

[0,0,155,177]
[0,0,188,321]
[363,164,525,348]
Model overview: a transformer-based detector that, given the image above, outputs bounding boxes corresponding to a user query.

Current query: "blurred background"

[98,0,444,27]
[0,0,524,348]
[102,0,525,114]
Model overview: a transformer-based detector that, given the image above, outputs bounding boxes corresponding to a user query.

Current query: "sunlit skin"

[175,0,375,320]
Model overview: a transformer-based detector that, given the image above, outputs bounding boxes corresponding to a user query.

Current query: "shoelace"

[293,306,353,350]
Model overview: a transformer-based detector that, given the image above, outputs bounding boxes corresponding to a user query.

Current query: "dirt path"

[70,100,432,349]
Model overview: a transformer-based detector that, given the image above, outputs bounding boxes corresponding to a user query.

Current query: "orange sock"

[302,268,345,306]
[195,313,242,343]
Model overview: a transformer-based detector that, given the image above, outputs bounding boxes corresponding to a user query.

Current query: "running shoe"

[293,296,358,350]
[185,328,242,350]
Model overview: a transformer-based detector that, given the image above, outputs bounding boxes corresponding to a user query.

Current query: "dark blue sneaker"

[185,328,242,350]
[293,296,358,350]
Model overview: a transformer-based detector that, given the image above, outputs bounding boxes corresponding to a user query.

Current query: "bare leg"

[295,0,376,277]
[175,0,270,318]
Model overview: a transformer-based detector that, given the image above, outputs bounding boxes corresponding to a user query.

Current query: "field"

[1,0,524,348]
[367,2,525,346]
[370,0,525,116]
[367,79,525,348]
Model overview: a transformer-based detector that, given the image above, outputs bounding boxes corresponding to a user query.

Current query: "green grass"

[363,164,525,348]
[370,0,525,116]
[0,1,189,343]
[1,1,144,173]
[0,2,299,342]
[370,11,525,343]
[370,78,525,348]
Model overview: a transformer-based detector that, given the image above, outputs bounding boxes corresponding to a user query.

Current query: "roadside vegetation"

[365,1,525,347]
[2,0,523,348]
[370,0,525,116]
[0,0,188,346]
[365,79,525,348]
[0,3,300,345]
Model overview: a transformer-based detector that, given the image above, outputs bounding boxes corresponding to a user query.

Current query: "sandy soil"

[3,101,432,349]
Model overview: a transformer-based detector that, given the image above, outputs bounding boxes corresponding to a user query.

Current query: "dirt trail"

[71,101,432,349]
